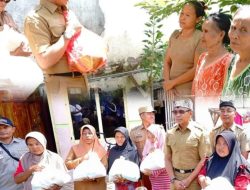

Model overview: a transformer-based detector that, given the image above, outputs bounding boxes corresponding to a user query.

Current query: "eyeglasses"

[219,109,235,114]
[0,0,10,3]
[172,109,190,115]
[82,132,93,137]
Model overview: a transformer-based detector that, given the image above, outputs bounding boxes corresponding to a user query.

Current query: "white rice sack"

[109,156,140,182]
[0,24,26,52]
[203,177,234,190]
[73,152,106,181]
[140,149,165,173]
[31,168,72,190]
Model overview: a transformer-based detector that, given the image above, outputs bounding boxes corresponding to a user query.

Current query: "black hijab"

[206,130,249,185]
[107,126,140,173]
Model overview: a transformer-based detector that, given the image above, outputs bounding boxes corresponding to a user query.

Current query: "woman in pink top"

[192,13,233,98]
[142,124,170,190]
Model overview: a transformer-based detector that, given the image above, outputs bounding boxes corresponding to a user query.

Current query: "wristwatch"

[170,177,177,184]
[63,28,75,40]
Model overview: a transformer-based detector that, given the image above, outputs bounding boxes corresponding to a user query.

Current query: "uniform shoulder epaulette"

[212,125,221,131]
[235,124,244,130]
[130,125,140,132]
[34,5,43,12]
[168,123,178,132]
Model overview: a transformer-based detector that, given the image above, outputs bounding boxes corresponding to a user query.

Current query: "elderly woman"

[14,132,68,190]
[192,12,232,98]
[198,130,250,189]
[223,6,250,100]
[65,125,107,190]
[192,12,232,127]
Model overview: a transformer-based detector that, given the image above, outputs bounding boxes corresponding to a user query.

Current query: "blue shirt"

[0,138,28,190]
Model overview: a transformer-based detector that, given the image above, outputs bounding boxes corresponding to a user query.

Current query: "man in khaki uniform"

[24,0,88,161]
[165,99,211,190]
[130,105,163,190]
[130,105,160,159]
[210,100,250,159]
[24,0,88,89]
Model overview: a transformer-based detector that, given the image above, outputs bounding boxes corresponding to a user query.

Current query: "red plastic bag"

[64,12,107,73]
[235,165,250,190]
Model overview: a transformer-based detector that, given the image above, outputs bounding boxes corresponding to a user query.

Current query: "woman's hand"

[45,184,62,190]
[79,154,89,163]
[82,177,96,182]
[199,175,211,189]
[28,164,44,174]
[143,169,152,176]
[164,80,176,91]
[114,175,128,183]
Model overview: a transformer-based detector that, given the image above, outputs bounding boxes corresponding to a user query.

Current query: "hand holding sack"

[31,167,72,190]
[73,152,106,181]
[140,149,165,173]
[64,11,108,74]
[109,156,140,182]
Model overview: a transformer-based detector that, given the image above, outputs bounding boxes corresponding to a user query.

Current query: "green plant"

[136,1,167,89]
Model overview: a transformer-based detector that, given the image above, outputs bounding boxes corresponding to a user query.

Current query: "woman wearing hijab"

[65,124,107,190]
[198,130,250,189]
[142,124,170,190]
[108,126,140,190]
[14,131,67,190]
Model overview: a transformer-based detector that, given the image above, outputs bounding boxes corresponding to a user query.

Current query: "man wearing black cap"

[0,116,27,190]
[210,100,250,158]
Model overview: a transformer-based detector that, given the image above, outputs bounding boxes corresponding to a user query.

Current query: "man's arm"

[33,36,71,70]
[24,11,81,70]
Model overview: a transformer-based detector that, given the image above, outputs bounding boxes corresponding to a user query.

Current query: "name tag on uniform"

[135,133,143,141]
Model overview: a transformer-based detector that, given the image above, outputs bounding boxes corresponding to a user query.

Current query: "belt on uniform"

[174,168,194,174]
[49,72,83,77]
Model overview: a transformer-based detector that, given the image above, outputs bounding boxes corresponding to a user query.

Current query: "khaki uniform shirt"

[165,121,211,170]
[210,123,250,153]
[24,0,70,74]
[130,124,163,159]
[0,138,28,190]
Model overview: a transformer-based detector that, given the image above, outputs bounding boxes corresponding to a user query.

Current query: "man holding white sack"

[130,105,164,190]
[165,99,211,190]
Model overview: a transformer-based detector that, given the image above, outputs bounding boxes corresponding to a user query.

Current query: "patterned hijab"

[72,125,106,160]
[142,124,165,158]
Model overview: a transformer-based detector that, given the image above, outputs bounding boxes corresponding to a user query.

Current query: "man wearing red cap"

[0,116,27,190]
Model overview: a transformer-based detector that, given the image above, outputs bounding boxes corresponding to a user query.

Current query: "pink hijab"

[142,124,166,158]
[72,125,106,160]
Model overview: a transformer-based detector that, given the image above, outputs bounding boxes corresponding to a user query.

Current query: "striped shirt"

[149,168,170,190]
